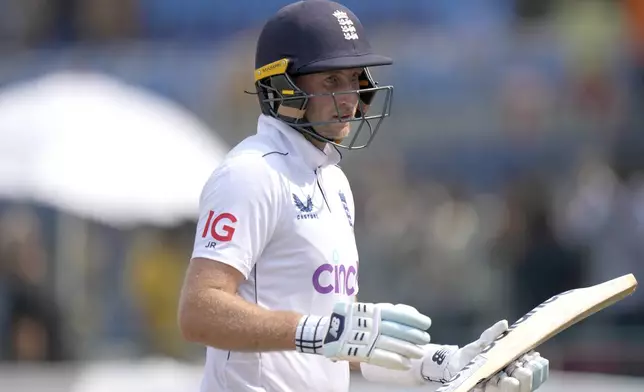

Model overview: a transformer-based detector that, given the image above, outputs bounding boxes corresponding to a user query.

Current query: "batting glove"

[422,320,550,392]
[471,352,550,392]
[295,302,432,370]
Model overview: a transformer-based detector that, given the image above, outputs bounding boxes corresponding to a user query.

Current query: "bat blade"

[436,273,638,392]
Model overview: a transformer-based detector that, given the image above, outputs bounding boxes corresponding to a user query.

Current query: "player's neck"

[303,133,327,151]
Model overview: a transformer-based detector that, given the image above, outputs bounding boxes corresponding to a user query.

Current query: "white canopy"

[0,71,228,227]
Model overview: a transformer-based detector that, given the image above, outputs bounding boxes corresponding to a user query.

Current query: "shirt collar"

[258,114,341,170]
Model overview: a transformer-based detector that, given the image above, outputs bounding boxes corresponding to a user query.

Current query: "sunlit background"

[0,0,643,391]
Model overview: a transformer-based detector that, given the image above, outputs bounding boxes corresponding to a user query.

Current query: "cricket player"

[178,1,550,391]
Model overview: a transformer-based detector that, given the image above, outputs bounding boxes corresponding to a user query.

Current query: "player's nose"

[334,93,359,117]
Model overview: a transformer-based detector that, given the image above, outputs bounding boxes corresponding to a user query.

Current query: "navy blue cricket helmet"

[254,0,394,150]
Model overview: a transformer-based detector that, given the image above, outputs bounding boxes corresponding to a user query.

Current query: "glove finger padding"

[536,357,549,387]
[351,317,374,331]
[506,365,532,392]
[525,352,549,388]
[374,334,426,360]
[380,320,431,345]
[345,329,372,344]
[367,347,412,370]
[497,372,521,392]
[512,351,549,391]
[458,320,508,362]
[489,351,549,392]
[478,320,509,346]
[378,303,433,331]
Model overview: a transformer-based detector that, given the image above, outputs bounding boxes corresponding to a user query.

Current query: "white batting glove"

[472,352,550,392]
[421,321,549,392]
[295,302,432,370]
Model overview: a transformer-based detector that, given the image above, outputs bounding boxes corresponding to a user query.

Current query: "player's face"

[296,68,362,142]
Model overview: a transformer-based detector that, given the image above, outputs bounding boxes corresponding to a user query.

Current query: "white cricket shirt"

[191,114,359,392]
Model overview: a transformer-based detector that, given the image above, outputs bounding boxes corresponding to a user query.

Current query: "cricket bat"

[436,273,638,392]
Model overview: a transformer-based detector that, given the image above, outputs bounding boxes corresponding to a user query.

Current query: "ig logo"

[201,211,237,247]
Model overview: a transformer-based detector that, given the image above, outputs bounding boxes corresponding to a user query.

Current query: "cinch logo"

[201,211,237,245]
[312,250,357,295]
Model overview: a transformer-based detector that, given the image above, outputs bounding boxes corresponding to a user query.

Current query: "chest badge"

[293,193,319,220]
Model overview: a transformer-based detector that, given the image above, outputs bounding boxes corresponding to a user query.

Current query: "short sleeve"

[191,157,282,278]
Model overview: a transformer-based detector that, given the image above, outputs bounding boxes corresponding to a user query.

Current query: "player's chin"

[329,124,351,140]
[316,123,351,143]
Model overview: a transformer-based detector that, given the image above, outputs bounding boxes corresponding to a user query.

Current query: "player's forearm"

[178,287,302,351]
